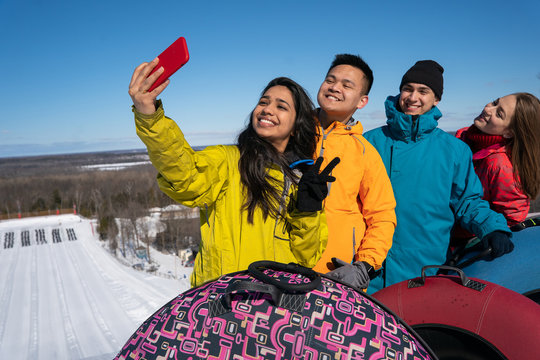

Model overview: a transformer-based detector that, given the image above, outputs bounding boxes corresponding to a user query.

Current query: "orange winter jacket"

[313,117,396,272]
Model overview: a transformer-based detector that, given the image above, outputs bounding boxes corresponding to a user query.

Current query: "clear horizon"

[1,0,539,158]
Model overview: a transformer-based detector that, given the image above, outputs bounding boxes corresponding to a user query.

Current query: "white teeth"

[260,119,274,125]
[328,95,339,101]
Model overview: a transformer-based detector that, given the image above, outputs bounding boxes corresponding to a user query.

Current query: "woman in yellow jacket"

[129,59,338,287]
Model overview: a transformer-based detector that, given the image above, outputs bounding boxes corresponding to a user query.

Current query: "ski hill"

[0,214,191,359]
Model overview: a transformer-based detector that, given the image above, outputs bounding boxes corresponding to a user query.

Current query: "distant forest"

[1,149,539,253]
[0,149,201,254]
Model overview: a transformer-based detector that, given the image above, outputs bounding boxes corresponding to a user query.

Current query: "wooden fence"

[0,208,76,221]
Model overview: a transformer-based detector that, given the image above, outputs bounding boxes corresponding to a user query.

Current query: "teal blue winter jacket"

[364,96,510,293]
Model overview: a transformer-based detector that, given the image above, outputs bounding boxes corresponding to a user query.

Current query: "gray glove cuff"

[326,260,370,289]
[352,261,370,288]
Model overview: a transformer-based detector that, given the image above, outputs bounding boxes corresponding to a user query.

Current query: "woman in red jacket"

[456,92,540,227]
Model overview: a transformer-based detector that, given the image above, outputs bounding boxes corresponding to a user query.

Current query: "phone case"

[147,36,190,92]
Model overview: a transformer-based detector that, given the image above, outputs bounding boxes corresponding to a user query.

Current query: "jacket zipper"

[352,227,356,264]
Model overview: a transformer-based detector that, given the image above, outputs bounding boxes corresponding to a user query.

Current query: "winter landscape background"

[2,145,540,360]
[0,149,202,359]
[0,213,193,359]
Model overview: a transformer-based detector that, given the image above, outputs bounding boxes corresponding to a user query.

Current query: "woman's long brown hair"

[237,77,317,223]
[508,92,540,200]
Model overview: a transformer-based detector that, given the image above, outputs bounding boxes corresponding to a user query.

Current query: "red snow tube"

[372,265,540,359]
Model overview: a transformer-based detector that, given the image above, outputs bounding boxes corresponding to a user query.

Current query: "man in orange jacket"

[314,54,396,289]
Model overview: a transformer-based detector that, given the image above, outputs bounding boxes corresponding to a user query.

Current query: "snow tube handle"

[408,265,486,292]
[223,281,282,309]
[446,243,493,269]
[209,281,306,317]
[208,262,319,317]
[455,246,493,269]
[248,261,321,293]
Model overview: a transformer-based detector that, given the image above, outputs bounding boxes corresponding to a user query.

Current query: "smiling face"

[317,64,368,123]
[399,83,439,116]
[251,85,296,153]
[474,94,516,137]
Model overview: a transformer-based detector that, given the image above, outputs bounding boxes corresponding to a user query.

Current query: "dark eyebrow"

[342,79,356,87]
[260,95,291,108]
[277,98,292,108]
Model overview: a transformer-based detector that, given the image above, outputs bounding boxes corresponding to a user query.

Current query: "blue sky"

[0,0,539,158]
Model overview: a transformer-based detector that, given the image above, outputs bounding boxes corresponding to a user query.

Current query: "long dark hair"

[507,92,540,199]
[237,77,317,223]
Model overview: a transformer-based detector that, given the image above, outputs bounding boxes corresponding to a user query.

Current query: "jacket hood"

[385,95,442,142]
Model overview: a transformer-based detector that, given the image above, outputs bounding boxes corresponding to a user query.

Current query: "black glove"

[482,231,514,258]
[326,258,370,289]
[296,157,340,212]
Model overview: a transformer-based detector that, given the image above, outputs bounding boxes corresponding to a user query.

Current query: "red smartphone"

[147,36,190,92]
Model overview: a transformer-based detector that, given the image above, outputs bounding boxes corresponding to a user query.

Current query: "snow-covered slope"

[0,214,191,359]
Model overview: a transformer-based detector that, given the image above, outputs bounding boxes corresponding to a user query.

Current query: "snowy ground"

[0,214,192,359]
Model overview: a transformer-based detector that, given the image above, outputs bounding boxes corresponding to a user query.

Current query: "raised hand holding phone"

[128,37,190,114]
[128,59,166,114]
[147,37,189,92]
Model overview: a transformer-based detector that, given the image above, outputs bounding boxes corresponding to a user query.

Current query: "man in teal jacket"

[364,60,513,293]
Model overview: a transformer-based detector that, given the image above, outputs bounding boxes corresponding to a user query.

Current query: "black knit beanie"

[399,60,444,100]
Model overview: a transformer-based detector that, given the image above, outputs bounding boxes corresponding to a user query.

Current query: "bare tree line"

[1,148,538,259]
[0,161,201,257]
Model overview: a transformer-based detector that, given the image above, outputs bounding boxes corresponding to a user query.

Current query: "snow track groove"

[62,240,120,352]
[0,245,19,349]
[0,215,185,359]
[28,246,39,359]
[79,237,173,324]
[49,241,84,359]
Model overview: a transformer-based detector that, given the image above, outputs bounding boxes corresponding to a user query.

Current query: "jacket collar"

[473,143,507,161]
[385,95,442,142]
[316,108,364,135]
[457,125,508,154]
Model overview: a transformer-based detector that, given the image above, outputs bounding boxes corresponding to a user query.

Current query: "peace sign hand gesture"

[296,157,340,212]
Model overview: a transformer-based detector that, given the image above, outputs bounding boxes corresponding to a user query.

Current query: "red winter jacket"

[456,127,529,227]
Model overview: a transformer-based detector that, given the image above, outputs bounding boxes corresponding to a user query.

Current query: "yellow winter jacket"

[313,118,396,272]
[134,103,328,287]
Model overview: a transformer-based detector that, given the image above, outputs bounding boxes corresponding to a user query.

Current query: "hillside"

[0,214,191,359]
